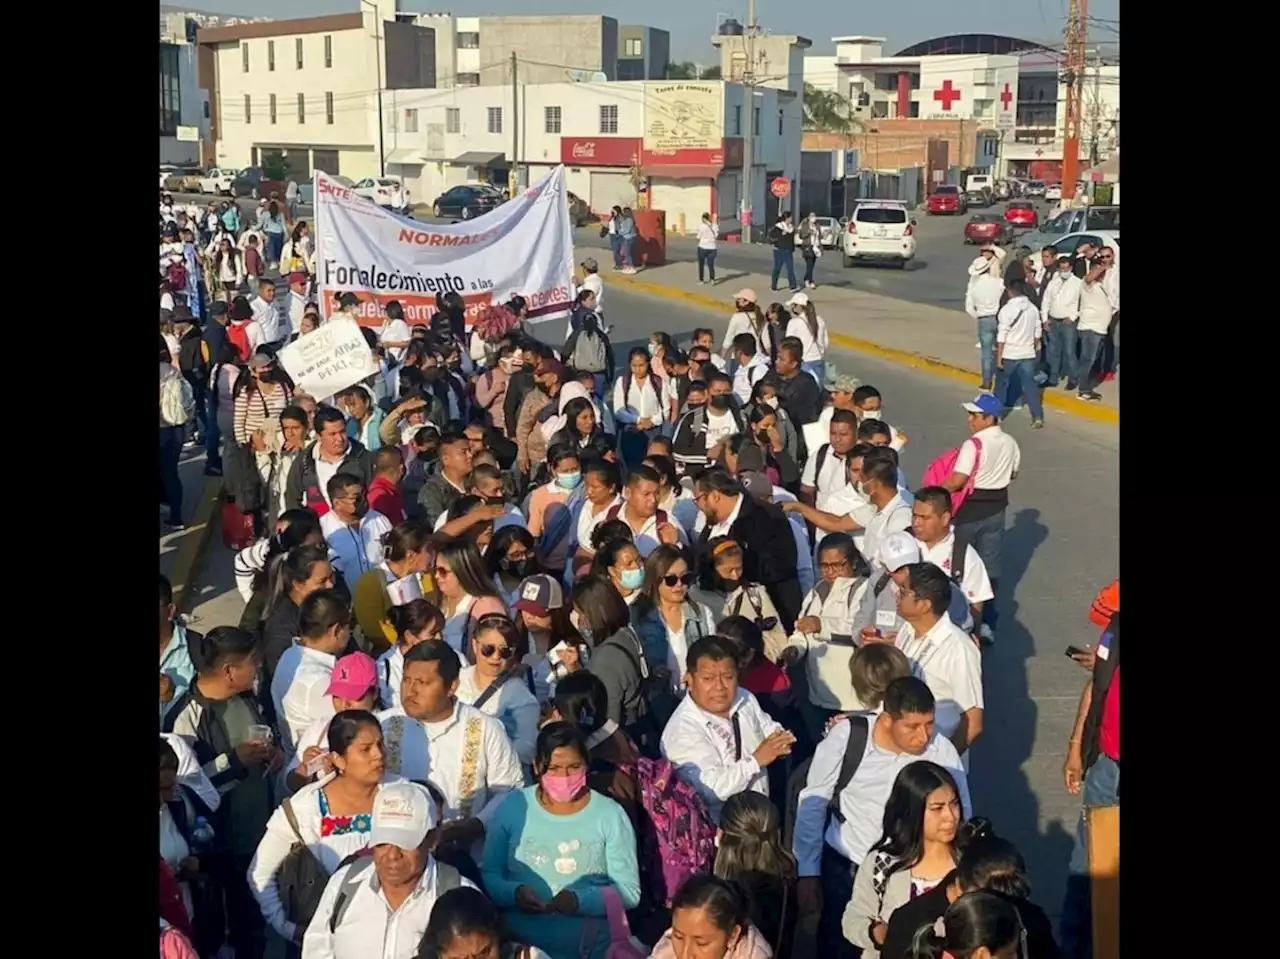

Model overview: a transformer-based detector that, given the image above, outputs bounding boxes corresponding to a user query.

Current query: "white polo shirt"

[862,492,914,565]
[270,642,337,756]
[321,509,394,585]
[895,615,984,744]
[800,443,853,512]
[618,504,689,557]
[918,531,995,611]
[953,426,1020,490]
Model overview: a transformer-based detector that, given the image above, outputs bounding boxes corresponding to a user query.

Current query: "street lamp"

[360,0,386,176]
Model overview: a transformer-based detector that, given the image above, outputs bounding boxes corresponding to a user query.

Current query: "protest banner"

[277,318,380,398]
[314,166,575,328]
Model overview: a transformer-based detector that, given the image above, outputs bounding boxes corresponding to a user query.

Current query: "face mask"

[499,358,514,372]
[718,575,741,592]
[647,343,658,357]
[500,556,536,578]
[540,770,588,803]
[619,568,645,591]
[861,408,881,420]
[709,395,730,411]
[352,494,370,519]
[555,472,582,491]
[761,396,778,410]
[423,369,440,382]
[523,362,536,373]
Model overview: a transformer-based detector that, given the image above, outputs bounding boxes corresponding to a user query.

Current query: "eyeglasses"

[479,644,515,660]
[433,566,455,579]
[662,572,696,588]
[819,561,851,572]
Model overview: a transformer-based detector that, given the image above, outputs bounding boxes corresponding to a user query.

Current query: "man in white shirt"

[611,464,687,557]
[660,635,796,824]
[942,395,1021,647]
[320,474,394,590]
[269,590,350,754]
[793,677,969,955]
[568,256,606,339]
[1075,252,1116,403]
[288,273,312,337]
[730,332,772,404]
[995,278,1044,428]
[1039,254,1083,391]
[302,780,479,959]
[911,486,994,637]
[850,385,908,453]
[251,278,289,348]
[965,247,1006,392]
[800,409,858,511]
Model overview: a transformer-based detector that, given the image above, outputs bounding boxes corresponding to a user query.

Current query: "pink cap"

[326,652,378,701]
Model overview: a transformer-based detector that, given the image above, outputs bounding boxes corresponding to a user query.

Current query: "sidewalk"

[159,440,223,612]
[610,263,1120,424]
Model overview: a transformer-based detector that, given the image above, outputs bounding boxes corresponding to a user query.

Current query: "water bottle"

[192,815,215,853]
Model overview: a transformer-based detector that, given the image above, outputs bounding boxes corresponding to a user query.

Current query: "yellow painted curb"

[612,273,1120,426]
[170,477,224,614]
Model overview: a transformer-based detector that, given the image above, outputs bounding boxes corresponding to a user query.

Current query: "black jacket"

[699,494,802,631]
[504,369,536,440]
[769,222,796,252]
[261,596,300,687]
[672,404,746,475]
[284,438,373,514]
[775,369,824,427]
[418,471,467,528]
[880,876,1061,959]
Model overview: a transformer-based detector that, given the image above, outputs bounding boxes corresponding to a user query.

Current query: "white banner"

[278,317,379,398]
[314,166,575,328]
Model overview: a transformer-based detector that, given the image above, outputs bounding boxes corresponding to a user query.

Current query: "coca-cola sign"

[560,137,642,167]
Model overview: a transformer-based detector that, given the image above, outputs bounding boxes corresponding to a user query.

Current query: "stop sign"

[770,177,791,199]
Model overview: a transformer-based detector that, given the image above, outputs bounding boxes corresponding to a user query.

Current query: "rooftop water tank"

[719,18,743,35]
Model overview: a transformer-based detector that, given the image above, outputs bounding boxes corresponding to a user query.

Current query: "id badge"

[876,609,898,629]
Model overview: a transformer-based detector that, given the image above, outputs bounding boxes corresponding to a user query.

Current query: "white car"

[813,216,841,249]
[159,165,180,189]
[841,201,916,269]
[1040,229,1119,263]
[353,176,408,210]
[1044,183,1063,202]
[199,168,237,196]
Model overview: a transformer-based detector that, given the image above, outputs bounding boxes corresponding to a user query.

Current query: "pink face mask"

[540,770,588,803]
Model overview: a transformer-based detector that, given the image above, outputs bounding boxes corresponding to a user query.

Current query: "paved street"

[177,277,1117,918]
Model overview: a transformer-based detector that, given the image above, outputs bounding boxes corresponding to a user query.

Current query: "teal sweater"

[480,786,641,959]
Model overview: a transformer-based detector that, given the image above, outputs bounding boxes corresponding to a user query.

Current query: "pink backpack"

[159,924,198,959]
[602,886,648,959]
[618,756,717,907]
[921,437,982,514]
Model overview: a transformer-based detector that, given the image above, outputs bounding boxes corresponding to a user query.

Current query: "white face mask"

[761,396,778,410]
[860,408,882,421]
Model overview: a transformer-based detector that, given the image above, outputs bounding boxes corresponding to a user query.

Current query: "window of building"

[599,104,618,135]
[268,40,275,72]
[752,106,760,136]
[325,92,334,124]
[241,42,249,73]
[729,53,746,81]
[874,73,897,92]
[457,73,481,87]
[159,45,181,136]
[298,93,306,123]
[973,68,995,86]
[324,35,332,68]
[624,38,643,57]
[731,105,741,136]
[487,106,503,134]
[405,108,419,133]
[203,101,210,119]
[446,107,461,133]
[313,149,340,175]
[545,105,562,134]
[244,93,251,124]
[457,32,480,49]
[972,98,994,119]
[296,37,304,70]
[269,94,277,125]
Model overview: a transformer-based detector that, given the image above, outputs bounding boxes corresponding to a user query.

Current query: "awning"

[385,148,424,165]
[646,165,720,180]
[450,151,505,167]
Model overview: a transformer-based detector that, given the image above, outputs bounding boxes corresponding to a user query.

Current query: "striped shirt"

[233,382,293,446]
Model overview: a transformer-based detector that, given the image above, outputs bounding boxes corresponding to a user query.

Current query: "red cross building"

[1000,83,1013,110]
[933,79,961,111]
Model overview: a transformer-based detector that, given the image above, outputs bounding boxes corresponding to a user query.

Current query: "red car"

[964,213,1013,245]
[1003,201,1039,229]
[927,185,967,215]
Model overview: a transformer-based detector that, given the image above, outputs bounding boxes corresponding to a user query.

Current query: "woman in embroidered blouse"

[248,710,386,947]
[352,520,436,656]
[480,723,641,959]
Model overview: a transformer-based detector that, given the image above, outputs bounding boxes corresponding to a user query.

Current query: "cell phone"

[1064,645,1089,659]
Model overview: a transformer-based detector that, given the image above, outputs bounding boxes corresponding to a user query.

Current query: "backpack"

[605,503,669,531]
[617,755,717,907]
[921,437,983,514]
[571,323,609,374]
[946,533,969,588]
[166,258,189,291]
[783,714,870,847]
[276,797,330,929]
[227,322,252,362]
[160,373,195,427]
[327,854,462,933]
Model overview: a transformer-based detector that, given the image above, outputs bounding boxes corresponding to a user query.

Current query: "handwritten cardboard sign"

[277,317,379,398]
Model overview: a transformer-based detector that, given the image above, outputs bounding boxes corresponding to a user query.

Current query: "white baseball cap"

[369,781,437,850]
[878,530,921,572]
[786,291,810,308]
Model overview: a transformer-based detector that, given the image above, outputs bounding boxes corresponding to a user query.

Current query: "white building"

[160,41,210,165]
[377,79,800,233]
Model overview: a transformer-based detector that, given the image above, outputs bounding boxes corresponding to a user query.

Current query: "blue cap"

[961,394,1003,418]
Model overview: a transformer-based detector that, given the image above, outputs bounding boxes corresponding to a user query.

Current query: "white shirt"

[792,720,970,875]
[284,713,334,783]
[573,494,623,556]
[789,577,872,710]
[618,504,688,557]
[964,272,1004,319]
[895,616,985,743]
[1077,277,1114,334]
[1040,271,1083,322]
[918,531,995,613]
[862,493,914,566]
[376,646,406,710]
[302,856,479,959]
[704,408,741,451]
[732,354,772,404]
[375,701,524,829]
[455,665,541,768]
[697,222,719,250]
[252,295,288,344]
[321,509,394,585]
[661,688,784,824]
[161,733,222,812]
[723,315,771,357]
[953,426,1020,490]
[785,314,830,363]
[271,642,338,755]
[612,374,666,427]
[290,292,311,335]
[379,317,413,364]
[996,296,1042,361]
[708,491,746,540]
[1103,264,1120,314]
[801,443,852,512]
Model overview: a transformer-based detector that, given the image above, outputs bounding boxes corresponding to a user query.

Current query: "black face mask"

[709,395,731,411]
[352,494,370,519]
[500,556,537,578]
[523,362,536,373]
[422,369,441,382]
[484,494,507,507]
[536,381,552,396]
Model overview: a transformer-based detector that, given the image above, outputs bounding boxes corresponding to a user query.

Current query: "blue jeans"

[1046,318,1080,384]
[802,254,817,286]
[977,315,998,388]
[266,231,285,263]
[818,845,859,959]
[802,361,825,386]
[620,235,636,268]
[608,234,622,268]
[697,247,717,281]
[1000,357,1044,420]
[955,507,1006,631]
[159,425,185,523]
[1077,329,1106,393]
[771,249,797,290]
[1060,754,1121,959]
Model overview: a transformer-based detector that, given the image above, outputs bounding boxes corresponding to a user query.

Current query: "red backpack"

[166,258,188,291]
[226,322,252,362]
[921,437,982,514]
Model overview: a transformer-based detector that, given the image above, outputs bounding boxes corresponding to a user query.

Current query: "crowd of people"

[160,195,1119,959]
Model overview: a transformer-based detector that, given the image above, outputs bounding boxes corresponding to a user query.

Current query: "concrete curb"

[611,273,1120,426]
[170,477,224,614]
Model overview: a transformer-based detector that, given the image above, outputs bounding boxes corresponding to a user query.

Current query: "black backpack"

[783,714,870,847]
[276,797,330,929]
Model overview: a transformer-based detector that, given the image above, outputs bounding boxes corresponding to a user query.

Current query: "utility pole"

[1060,0,1087,201]
[361,0,386,176]
[741,0,757,243]
[1088,49,1102,166]
[510,52,520,198]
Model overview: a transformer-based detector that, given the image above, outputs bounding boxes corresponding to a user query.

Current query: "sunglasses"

[479,644,515,660]
[662,572,696,588]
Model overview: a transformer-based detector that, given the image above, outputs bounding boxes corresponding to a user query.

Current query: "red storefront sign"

[640,138,745,179]
[559,137,642,167]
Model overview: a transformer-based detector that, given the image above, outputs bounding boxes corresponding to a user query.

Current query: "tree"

[803,83,861,136]
[700,65,722,80]
[665,61,699,80]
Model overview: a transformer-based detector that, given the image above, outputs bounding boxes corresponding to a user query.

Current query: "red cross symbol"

[933,79,961,111]
[1000,83,1013,110]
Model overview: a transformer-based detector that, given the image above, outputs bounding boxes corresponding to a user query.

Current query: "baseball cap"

[512,574,564,617]
[739,471,773,503]
[825,368,862,394]
[369,781,437,851]
[326,652,378,700]
[878,530,921,572]
[581,256,599,272]
[732,288,758,305]
[786,291,810,308]
[246,352,274,371]
[961,394,1003,418]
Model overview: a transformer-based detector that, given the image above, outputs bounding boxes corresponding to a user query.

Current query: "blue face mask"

[555,472,582,491]
[647,343,658,357]
[620,568,646,591]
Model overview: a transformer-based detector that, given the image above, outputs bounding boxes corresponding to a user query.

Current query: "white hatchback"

[841,202,916,268]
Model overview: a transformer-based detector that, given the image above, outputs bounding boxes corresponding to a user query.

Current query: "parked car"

[1003,201,1039,230]
[1025,180,1046,198]
[353,176,410,211]
[164,168,204,193]
[431,184,504,220]
[964,187,992,209]
[964,213,1013,246]
[813,215,841,248]
[1041,229,1119,262]
[199,168,237,196]
[232,167,287,199]
[842,201,915,269]
[1044,183,1063,202]
[159,165,181,189]
[1019,206,1120,254]
[927,185,967,216]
